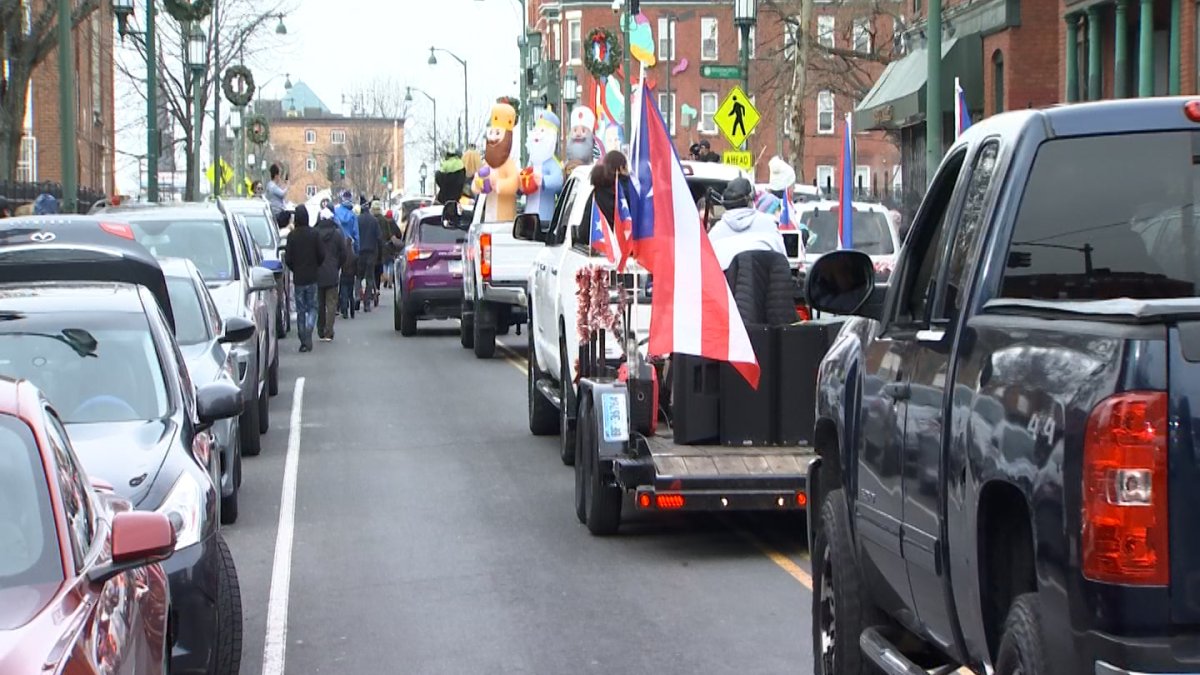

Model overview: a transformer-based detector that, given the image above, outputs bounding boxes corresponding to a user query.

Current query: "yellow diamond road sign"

[715,85,760,149]
[722,151,753,172]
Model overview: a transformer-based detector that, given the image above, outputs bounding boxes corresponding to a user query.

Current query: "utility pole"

[211,0,221,197]
[518,0,529,165]
[621,0,633,150]
[146,0,159,201]
[924,0,942,186]
[57,0,78,211]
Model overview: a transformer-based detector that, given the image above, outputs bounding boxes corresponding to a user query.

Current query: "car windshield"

[242,213,275,249]
[801,208,895,255]
[0,414,61,620]
[419,218,466,245]
[1001,131,1200,300]
[128,218,236,282]
[166,277,210,346]
[0,312,170,423]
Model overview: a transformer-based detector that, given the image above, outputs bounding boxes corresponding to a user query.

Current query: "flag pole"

[627,73,644,375]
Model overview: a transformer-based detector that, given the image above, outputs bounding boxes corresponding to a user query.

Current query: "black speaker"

[720,325,776,446]
[672,354,721,445]
[777,319,847,446]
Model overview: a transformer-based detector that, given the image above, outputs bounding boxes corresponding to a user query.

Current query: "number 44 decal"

[1026,412,1057,444]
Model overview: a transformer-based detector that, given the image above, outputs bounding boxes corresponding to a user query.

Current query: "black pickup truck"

[804,97,1200,675]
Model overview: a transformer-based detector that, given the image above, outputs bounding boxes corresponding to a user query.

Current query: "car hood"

[180,342,222,384]
[206,281,245,321]
[65,419,177,508]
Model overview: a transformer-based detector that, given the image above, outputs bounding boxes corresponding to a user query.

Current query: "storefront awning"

[854,33,982,131]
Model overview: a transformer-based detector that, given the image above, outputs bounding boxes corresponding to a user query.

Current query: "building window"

[784,21,799,60]
[568,18,582,64]
[658,17,676,60]
[818,16,835,49]
[738,26,756,58]
[913,0,922,13]
[552,21,561,61]
[992,50,1005,114]
[331,130,346,144]
[305,158,316,173]
[853,18,872,53]
[305,129,316,144]
[700,92,718,134]
[855,165,871,194]
[658,92,676,135]
[91,14,102,118]
[16,136,36,181]
[817,91,835,134]
[816,165,835,192]
[530,44,541,65]
[701,17,719,61]
[306,185,317,198]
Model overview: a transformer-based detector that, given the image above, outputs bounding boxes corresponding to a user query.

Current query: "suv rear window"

[1002,132,1200,300]
[801,208,895,255]
[418,218,465,245]
[129,219,237,282]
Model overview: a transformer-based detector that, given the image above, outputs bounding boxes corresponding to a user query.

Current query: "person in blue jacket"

[334,190,360,253]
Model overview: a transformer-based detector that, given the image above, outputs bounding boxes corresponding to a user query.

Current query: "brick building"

[19,8,116,195]
[253,82,405,204]
[526,0,899,193]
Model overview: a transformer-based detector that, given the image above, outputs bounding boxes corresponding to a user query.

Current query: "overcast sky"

[116,0,524,196]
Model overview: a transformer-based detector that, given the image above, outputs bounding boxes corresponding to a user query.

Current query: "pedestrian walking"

[334,190,360,253]
[315,207,348,341]
[339,237,358,319]
[356,201,385,312]
[283,206,325,352]
[266,164,289,218]
[33,193,59,215]
[381,209,403,288]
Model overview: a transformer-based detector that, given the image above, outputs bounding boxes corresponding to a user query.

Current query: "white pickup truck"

[517,161,748,466]
[459,192,544,358]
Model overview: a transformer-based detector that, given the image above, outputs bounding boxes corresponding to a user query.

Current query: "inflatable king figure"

[473,100,520,222]
[565,106,597,164]
[520,109,564,222]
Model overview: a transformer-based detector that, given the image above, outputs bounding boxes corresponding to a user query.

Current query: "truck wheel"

[559,340,576,466]
[460,309,475,349]
[399,300,417,336]
[995,594,1048,675]
[579,395,622,535]
[212,534,244,675]
[473,301,496,359]
[812,488,883,675]
[528,346,559,437]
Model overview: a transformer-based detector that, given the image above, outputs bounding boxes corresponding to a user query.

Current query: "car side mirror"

[196,381,243,424]
[219,316,256,344]
[513,213,541,242]
[249,266,276,292]
[88,511,176,584]
[805,250,886,319]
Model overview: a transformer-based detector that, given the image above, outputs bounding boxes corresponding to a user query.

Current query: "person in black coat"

[283,206,325,352]
[356,205,385,311]
[314,208,348,341]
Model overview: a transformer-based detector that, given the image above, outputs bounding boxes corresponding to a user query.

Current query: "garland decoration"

[246,115,270,145]
[164,0,214,22]
[584,27,622,79]
[222,66,256,107]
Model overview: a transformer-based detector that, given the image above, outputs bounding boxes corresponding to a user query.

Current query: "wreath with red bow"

[584,27,622,79]
[164,0,213,22]
[246,115,270,146]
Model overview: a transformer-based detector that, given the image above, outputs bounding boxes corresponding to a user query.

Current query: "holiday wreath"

[246,115,270,145]
[164,0,213,22]
[584,27,622,79]
[222,65,256,107]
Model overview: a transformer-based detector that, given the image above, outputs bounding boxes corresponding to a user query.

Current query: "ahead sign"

[722,151,753,172]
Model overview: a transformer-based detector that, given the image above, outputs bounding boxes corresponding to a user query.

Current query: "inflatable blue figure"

[520,109,564,223]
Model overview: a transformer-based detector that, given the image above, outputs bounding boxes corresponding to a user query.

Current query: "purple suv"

[393,205,469,335]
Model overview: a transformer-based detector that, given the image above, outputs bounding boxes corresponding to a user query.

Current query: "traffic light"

[339,159,346,178]
[381,165,389,184]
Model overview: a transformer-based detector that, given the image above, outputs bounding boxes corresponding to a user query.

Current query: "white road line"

[261,377,305,675]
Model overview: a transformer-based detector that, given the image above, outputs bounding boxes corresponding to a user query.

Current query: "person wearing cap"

[33,193,59,215]
[283,205,326,352]
[707,177,787,271]
[314,207,349,341]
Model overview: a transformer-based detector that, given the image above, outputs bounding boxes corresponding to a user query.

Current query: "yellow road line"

[497,342,528,375]
[728,521,814,590]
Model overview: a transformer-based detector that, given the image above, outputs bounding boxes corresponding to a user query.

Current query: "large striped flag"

[779,186,796,231]
[628,82,760,388]
[590,199,620,264]
[614,188,634,272]
[954,77,972,138]
[837,113,854,250]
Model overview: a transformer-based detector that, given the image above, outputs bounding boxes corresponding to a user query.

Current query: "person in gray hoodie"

[707,177,787,271]
[314,208,348,341]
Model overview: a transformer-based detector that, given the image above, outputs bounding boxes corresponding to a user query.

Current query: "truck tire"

[473,301,497,359]
[528,320,559,436]
[212,534,244,675]
[995,594,1049,675]
[812,488,884,675]
[460,307,475,348]
[559,338,576,466]
[578,394,622,535]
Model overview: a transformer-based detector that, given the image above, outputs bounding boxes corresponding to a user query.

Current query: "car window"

[1002,131,1200,300]
[898,149,968,324]
[44,412,94,569]
[129,218,237,282]
[200,280,223,336]
[0,312,171,423]
[0,414,62,602]
[801,208,895,255]
[242,212,276,249]
[550,179,578,243]
[418,217,466,245]
[166,277,212,346]
[937,141,1001,322]
[235,219,260,266]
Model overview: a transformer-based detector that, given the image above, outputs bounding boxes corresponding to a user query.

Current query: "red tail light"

[480,233,493,281]
[406,247,432,262]
[637,492,653,509]
[656,494,685,510]
[99,222,134,240]
[1082,391,1170,586]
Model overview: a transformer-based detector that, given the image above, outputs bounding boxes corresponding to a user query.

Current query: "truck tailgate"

[484,223,542,285]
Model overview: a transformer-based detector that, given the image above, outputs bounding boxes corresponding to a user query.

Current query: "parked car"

[806,97,1200,675]
[220,197,290,337]
[0,216,245,674]
[161,257,256,524]
[0,376,176,675]
[794,199,899,281]
[393,205,470,335]
[96,203,278,456]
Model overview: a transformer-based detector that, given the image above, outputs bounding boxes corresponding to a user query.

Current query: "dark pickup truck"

[804,97,1200,675]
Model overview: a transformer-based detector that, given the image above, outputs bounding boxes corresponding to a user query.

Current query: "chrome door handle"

[882,382,911,401]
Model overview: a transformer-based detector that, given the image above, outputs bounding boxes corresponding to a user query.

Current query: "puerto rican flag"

[590,199,620,264]
[837,113,854,250]
[778,186,796,231]
[628,82,760,388]
[954,77,972,138]
[614,189,634,272]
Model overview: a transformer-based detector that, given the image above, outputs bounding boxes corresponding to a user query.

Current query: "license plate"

[449,260,463,276]
[601,392,629,443]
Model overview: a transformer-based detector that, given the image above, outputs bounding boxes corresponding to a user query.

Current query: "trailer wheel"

[995,594,1049,675]
[579,394,621,535]
[812,488,883,675]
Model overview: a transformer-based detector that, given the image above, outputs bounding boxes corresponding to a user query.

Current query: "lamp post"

[925,0,943,184]
[187,25,207,201]
[56,0,78,211]
[113,0,160,202]
[230,106,244,194]
[405,87,438,164]
[419,162,429,196]
[734,0,757,107]
[429,47,469,151]
[562,69,578,149]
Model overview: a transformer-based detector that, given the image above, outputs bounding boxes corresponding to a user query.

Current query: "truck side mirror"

[512,213,541,242]
[805,250,886,319]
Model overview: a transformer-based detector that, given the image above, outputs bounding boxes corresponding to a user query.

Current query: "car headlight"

[155,471,206,550]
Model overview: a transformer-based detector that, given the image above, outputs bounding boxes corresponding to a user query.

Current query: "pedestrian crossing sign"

[715,86,760,149]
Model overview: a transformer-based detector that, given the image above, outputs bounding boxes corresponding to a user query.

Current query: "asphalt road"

[222,304,815,675]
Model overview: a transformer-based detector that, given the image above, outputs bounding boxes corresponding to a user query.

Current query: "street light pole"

[620,0,632,149]
[187,25,207,201]
[429,47,470,151]
[406,87,438,164]
[211,0,221,197]
[925,0,943,186]
[56,0,78,211]
[734,0,757,152]
[115,0,161,201]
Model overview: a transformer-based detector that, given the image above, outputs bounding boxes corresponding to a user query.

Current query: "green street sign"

[701,64,744,80]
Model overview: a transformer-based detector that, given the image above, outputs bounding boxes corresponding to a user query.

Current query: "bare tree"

[342,126,395,198]
[0,0,105,180]
[342,76,410,119]
[807,0,903,101]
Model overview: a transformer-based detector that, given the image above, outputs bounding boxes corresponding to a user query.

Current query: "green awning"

[855,33,982,131]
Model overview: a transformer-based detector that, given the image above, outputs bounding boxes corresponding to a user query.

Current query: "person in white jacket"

[708,178,787,270]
